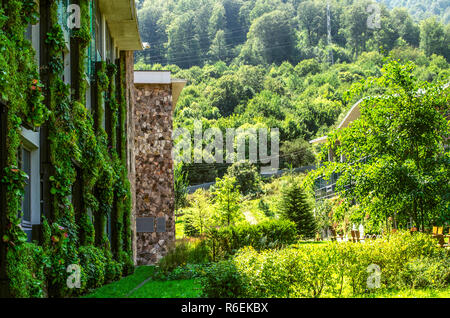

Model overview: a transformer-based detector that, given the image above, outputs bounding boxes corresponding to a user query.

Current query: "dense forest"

[135,0,449,67]
[135,0,450,183]
[378,0,450,23]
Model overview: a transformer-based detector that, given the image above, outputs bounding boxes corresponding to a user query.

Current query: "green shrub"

[6,243,46,298]
[399,255,450,289]
[183,189,213,237]
[200,231,447,298]
[105,259,123,283]
[200,260,245,298]
[207,219,298,260]
[258,199,274,217]
[183,212,200,237]
[161,263,206,280]
[226,160,262,196]
[157,239,211,275]
[78,246,106,290]
[119,251,135,276]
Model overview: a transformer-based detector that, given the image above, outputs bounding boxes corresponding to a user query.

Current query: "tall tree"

[209,30,228,63]
[420,17,448,60]
[310,61,450,231]
[213,175,241,227]
[391,7,420,47]
[167,12,202,68]
[279,177,316,238]
[242,10,297,65]
[297,1,326,47]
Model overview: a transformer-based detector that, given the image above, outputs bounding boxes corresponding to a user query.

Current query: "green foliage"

[226,160,262,196]
[280,138,316,169]
[136,0,449,68]
[174,163,189,215]
[200,260,245,298]
[200,231,448,298]
[206,219,298,260]
[0,0,134,297]
[308,60,450,232]
[399,255,450,289]
[78,246,107,290]
[258,198,274,217]
[157,240,211,275]
[183,189,212,236]
[140,44,449,184]
[212,175,242,226]
[6,243,46,298]
[119,251,135,277]
[279,177,316,238]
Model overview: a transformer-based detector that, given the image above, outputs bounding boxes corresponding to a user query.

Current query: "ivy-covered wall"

[0,0,135,297]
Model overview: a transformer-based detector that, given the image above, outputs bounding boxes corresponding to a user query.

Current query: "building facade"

[0,0,144,297]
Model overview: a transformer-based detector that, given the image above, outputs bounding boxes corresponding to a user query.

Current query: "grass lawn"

[83,266,200,298]
[83,265,448,298]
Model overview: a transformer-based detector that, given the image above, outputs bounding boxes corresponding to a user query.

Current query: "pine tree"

[279,178,316,239]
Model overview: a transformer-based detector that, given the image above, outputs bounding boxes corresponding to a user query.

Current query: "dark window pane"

[21,148,31,223]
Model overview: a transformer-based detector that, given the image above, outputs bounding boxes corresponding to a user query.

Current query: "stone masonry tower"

[133,71,186,264]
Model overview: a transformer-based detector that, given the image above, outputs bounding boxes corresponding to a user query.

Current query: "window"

[86,82,92,110]
[24,24,32,42]
[63,50,71,85]
[20,128,40,242]
[20,148,32,232]
[24,5,40,65]
[87,0,95,80]
[94,0,102,61]
[105,24,114,62]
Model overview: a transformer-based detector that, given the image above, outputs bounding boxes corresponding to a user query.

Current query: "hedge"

[200,231,450,297]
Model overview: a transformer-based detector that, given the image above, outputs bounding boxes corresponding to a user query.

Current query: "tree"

[391,8,420,47]
[279,177,316,238]
[167,12,201,68]
[226,160,261,196]
[207,74,244,116]
[311,60,449,231]
[209,30,228,63]
[212,175,241,226]
[280,138,316,169]
[420,17,448,60]
[184,189,212,236]
[241,10,297,65]
[342,0,371,58]
[297,1,326,47]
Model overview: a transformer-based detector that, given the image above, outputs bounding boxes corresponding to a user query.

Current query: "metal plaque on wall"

[156,217,166,233]
[136,217,155,233]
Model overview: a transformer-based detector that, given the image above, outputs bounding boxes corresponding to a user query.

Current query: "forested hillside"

[377,0,450,23]
[135,0,450,183]
[135,0,449,67]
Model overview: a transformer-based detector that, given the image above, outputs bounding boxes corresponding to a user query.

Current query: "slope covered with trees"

[376,0,450,24]
[136,0,449,67]
[135,0,449,183]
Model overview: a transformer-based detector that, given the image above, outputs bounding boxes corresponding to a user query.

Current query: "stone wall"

[134,83,175,265]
